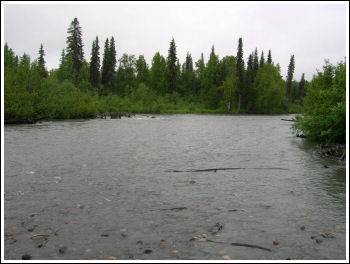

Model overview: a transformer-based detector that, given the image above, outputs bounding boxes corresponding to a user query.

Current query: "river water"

[3,114,347,260]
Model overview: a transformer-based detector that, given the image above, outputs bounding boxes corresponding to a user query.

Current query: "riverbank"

[317,143,346,164]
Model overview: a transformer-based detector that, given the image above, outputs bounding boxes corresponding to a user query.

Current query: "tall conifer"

[286,55,295,101]
[66,18,84,81]
[259,51,265,68]
[267,50,272,64]
[38,43,47,78]
[236,37,245,111]
[167,37,177,93]
[89,36,100,88]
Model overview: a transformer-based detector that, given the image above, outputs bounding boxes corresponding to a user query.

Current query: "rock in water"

[210,222,224,234]
[22,254,31,260]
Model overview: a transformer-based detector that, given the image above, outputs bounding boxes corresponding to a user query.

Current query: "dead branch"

[30,234,50,239]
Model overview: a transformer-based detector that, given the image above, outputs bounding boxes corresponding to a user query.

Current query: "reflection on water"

[4,114,346,260]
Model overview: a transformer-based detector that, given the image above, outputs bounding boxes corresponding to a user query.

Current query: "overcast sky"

[3,2,348,81]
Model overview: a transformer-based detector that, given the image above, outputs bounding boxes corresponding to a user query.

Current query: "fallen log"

[281,118,296,122]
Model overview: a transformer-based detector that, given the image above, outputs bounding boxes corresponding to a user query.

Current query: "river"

[3,114,346,260]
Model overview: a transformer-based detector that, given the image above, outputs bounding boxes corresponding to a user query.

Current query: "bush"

[293,60,346,143]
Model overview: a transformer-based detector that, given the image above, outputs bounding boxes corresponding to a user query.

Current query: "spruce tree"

[38,43,47,78]
[297,73,306,100]
[286,55,295,101]
[236,37,245,111]
[182,52,195,95]
[89,36,100,89]
[259,51,265,68]
[167,37,177,93]
[267,50,272,64]
[244,53,254,110]
[101,38,110,94]
[108,36,117,92]
[66,17,84,81]
[253,48,259,78]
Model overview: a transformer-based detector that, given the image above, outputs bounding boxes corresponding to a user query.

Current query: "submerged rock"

[22,254,31,260]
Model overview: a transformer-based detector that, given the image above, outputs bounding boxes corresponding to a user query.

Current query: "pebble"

[218,250,226,255]
[101,234,109,237]
[172,250,178,254]
[222,255,231,260]
[22,254,31,260]
[273,239,280,245]
[107,256,116,260]
[300,226,306,230]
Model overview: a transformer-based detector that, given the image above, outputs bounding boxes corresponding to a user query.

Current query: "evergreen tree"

[298,73,306,100]
[244,53,254,110]
[200,45,221,109]
[38,43,47,78]
[108,36,117,92]
[66,17,84,82]
[236,37,245,111]
[4,43,18,68]
[89,36,100,89]
[57,48,74,82]
[166,37,177,93]
[253,48,259,78]
[195,53,205,95]
[267,49,272,64]
[181,52,195,96]
[259,51,265,68]
[286,55,295,101]
[101,38,109,94]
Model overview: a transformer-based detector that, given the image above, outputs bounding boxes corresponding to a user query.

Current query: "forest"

[4,18,346,144]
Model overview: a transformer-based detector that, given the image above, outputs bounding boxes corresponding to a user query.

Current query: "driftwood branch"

[281,118,296,122]
[159,207,187,211]
[30,234,50,239]
[231,242,272,252]
[167,167,287,173]
[200,239,272,252]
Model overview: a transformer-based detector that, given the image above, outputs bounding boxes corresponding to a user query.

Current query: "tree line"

[5,17,345,144]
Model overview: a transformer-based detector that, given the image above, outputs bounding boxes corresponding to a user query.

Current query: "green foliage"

[5,22,321,123]
[115,53,136,96]
[150,52,167,95]
[293,60,346,143]
[135,55,150,86]
[253,64,287,114]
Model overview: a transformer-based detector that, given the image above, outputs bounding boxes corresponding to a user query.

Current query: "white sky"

[2,2,348,81]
